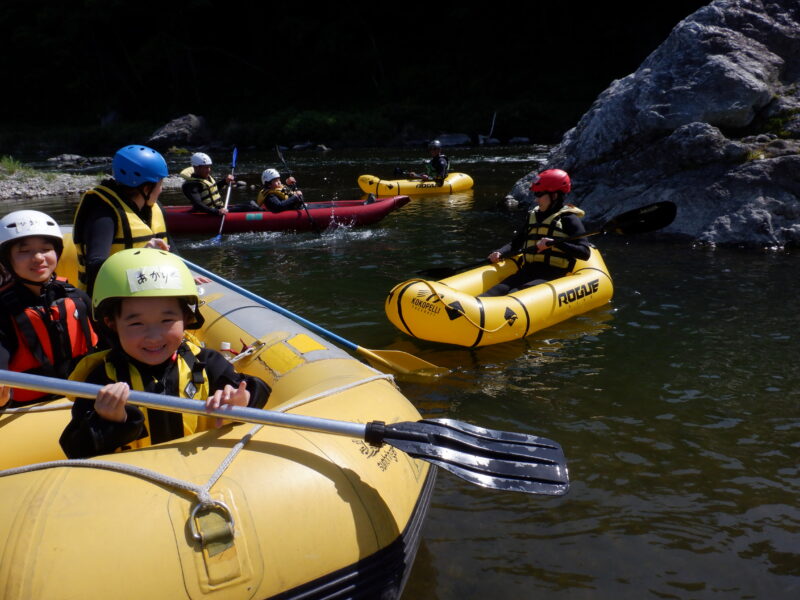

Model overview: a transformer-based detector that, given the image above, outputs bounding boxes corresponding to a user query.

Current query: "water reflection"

[3,147,799,599]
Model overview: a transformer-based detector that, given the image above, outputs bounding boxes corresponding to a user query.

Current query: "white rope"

[0,371,392,520]
[276,373,395,413]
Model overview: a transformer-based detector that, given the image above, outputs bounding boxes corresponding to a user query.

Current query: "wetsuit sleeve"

[80,201,118,296]
[551,214,591,260]
[58,366,146,458]
[202,349,271,409]
[182,181,221,215]
[494,214,529,257]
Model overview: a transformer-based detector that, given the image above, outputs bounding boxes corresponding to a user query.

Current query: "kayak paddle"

[212,146,238,244]
[276,145,321,235]
[0,370,569,496]
[416,201,677,279]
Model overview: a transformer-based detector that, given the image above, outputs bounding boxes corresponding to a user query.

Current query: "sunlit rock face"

[513,0,800,249]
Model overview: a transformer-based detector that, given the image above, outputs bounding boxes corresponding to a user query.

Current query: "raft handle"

[189,499,235,546]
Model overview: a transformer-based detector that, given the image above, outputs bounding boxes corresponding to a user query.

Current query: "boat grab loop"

[406,279,515,333]
[189,498,235,546]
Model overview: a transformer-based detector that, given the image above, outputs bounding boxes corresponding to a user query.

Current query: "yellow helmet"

[92,248,203,328]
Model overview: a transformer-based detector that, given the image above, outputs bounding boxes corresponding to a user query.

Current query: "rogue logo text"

[558,279,600,306]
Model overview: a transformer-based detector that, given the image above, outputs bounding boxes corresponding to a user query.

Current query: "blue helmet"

[112,145,169,187]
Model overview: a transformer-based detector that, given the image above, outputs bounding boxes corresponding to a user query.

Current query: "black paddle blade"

[366,418,569,495]
[603,201,677,235]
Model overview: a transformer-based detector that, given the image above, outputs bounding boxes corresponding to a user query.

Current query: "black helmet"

[428,140,442,149]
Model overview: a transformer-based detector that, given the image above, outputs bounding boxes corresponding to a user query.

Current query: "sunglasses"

[534,191,550,198]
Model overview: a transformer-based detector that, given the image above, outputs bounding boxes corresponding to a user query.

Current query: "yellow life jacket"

[73,185,169,290]
[522,205,585,270]
[256,185,291,208]
[184,172,224,210]
[68,339,214,450]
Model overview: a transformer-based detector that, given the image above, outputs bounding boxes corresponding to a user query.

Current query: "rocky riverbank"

[0,171,184,201]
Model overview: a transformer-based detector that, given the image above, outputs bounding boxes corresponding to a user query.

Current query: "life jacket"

[0,278,99,403]
[73,185,169,290]
[184,173,224,210]
[257,186,298,210]
[68,339,213,449]
[522,205,585,270]
[426,155,450,179]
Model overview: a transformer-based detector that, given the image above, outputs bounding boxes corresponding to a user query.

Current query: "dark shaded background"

[1,1,709,151]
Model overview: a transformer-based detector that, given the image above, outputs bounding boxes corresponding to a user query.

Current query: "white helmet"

[0,210,63,248]
[190,152,213,167]
[261,168,281,184]
[0,210,64,263]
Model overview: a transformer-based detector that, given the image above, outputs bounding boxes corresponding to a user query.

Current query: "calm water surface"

[6,146,798,599]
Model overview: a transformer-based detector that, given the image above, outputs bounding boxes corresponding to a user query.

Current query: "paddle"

[416,201,677,279]
[0,370,569,495]
[276,145,321,235]
[182,258,449,376]
[212,147,238,243]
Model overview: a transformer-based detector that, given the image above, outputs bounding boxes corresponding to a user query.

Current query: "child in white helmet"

[0,210,99,407]
[256,168,305,212]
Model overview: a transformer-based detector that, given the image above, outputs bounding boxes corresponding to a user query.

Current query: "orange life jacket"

[0,278,99,403]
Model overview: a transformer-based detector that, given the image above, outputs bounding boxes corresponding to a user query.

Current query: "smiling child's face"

[107,296,185,365]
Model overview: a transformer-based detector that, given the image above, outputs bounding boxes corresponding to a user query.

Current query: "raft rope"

[406,278,515,333]
[0,372,396,540]
[275,373,396,413]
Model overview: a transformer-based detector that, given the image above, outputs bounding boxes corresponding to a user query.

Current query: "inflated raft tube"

[385,247,613,347]
[358,172,474,196]
[0,231,433,600]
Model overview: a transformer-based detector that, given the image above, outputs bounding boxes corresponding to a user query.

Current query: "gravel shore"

[0,172,185,200]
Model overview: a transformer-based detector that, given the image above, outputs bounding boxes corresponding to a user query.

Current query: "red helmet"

[530,169,571,194]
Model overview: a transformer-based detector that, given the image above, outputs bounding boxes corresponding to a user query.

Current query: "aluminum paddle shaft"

[0,370,569,495]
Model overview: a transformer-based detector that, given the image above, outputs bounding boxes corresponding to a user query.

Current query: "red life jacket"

[0,278,99,404]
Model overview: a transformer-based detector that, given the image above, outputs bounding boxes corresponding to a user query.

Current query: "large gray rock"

[516,0,800,249]
[147,114,210,149]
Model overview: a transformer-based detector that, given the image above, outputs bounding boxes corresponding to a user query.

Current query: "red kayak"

[163,195,410,234]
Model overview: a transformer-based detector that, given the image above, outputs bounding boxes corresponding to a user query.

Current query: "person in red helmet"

[480,168,591,296]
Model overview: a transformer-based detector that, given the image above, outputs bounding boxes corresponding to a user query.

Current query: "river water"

[5,146,798,599]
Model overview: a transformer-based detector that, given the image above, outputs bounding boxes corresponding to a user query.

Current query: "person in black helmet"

[403,140,450,183]
[480,169,590,297]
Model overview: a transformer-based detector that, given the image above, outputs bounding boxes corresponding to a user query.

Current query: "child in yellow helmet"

[59,248,270,458]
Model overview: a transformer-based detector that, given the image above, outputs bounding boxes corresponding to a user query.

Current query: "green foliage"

[764,108,800,139]
[0,155,25,174]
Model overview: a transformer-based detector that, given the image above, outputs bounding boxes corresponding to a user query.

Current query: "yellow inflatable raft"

[385,247,614,347]
[358,172,474,196]
[0,234,434,599]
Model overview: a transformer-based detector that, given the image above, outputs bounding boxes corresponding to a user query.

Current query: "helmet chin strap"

[138,183,153,204]
[16,272,57,293]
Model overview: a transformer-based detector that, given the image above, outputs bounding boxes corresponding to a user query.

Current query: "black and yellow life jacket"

[184,173,224,210]
[522,205,585,270]
[256,185,289,208]
[0,279,98,404]
[68,339,213,449]
[73,185,169,290]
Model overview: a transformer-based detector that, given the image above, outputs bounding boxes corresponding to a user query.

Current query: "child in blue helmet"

[72,145,172,296]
